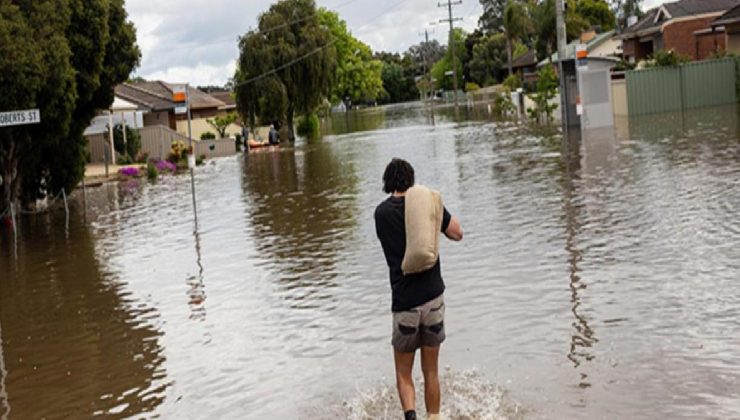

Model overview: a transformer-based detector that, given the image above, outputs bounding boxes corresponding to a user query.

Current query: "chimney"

[580,29,597,44]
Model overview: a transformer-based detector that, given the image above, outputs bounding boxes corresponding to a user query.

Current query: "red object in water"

[2,216,12,228]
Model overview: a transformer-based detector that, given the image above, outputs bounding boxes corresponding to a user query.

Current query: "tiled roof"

[114,81,226,111]
[512,50,537,69]
[622,0,738,37]
[713,3,740,25]
[208,91,237,109]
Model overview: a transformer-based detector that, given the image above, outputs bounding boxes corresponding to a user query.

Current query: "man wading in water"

[374,158,463,420]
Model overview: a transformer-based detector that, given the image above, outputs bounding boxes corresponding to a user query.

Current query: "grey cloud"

[127,0,482,85]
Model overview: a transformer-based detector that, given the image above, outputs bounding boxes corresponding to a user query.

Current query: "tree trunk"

[286,105,295,142]
[1,140,19,214]
[506,35,513,77]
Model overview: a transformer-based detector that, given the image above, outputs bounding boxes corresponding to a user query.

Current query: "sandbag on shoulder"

[402,185,443,275]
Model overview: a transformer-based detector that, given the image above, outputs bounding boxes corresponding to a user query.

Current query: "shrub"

[526,65,559,124]
[118,167,140,177]
[503,74,521,91]
[465,82,481,92]
[493,88,516,116]
[200,131,216,140]
[155,159,176,173]
[196,154,206,166]
[644,49,690,68]
[113,123,141,160]
[296,113,320,139]
[146,162,158,180]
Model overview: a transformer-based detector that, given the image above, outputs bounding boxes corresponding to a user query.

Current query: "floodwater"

[1,102,739,419]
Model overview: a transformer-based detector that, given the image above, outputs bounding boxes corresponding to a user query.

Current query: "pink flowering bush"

[119,167,140,177]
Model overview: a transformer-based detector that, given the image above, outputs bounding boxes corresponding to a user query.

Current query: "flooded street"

[1,102,739,419]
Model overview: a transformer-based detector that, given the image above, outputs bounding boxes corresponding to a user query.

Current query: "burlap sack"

[401,185,443,275]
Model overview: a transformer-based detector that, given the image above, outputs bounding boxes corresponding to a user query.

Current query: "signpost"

[172,85,198,226]
[0,109,40,127]
[1,109,41,240]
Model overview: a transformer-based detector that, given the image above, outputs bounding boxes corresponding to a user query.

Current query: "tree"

[207,113,238,138]
[576,0,615,31]
[318,9,383,106]
[479,0,508,33]
[468,33,508,86]
[1,0,139,210]
[235,0,336,141]
[405,39,446,75]
[532,0,591,61]
[503,1,531,76]
[379,61,416,103]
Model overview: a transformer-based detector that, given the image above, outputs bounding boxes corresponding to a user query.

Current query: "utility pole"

[419,27,434,100]
[420,26,436,124]
[438,0,462,113]
[555,0,569,129]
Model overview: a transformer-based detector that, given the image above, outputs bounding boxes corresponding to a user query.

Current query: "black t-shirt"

[374,195,452,312]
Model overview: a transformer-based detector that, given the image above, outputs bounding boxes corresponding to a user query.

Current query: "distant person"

[374,158,463,420]
[240,123,249,148]
[268,122,280,146]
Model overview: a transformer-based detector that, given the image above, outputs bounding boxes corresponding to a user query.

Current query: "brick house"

[114,81,227,131]
[620,0,738,63]
[711,3,740,54]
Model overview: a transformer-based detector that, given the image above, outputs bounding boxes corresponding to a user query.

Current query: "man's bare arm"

[444,216,463,241]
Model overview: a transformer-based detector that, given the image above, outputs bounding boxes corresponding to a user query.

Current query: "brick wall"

[623,38,654,62]
[663,17,718,60]
[695,31,726,60]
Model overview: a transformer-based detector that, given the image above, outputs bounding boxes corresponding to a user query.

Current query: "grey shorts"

[392,294,446,353]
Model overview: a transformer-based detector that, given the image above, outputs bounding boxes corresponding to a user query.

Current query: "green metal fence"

[626,58,738,116]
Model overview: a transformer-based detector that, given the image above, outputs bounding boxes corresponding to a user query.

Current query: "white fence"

[86,125,239,163]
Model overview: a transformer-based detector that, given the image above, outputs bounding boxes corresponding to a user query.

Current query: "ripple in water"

[319,370,523,420]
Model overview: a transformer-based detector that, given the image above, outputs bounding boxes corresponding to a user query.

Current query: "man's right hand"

[444,216,463,241]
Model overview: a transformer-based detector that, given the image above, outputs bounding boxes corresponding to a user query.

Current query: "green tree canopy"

[503,0,532,75]
[576,0,615,31]
[1,0,139,209]
[468,33,508,86]
[235,0,336,141]
[318,8,383,106]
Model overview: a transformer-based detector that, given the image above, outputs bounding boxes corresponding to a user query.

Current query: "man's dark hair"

[383,158,415,194]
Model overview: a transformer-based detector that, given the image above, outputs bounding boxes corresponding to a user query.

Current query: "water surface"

[1,102,739,419]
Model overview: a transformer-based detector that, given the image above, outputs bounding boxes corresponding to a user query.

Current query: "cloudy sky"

[127,0,662,86]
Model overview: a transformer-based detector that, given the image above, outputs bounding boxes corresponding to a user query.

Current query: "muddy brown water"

[1,103,739,419]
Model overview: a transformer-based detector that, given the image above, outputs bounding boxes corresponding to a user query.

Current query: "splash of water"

[334,369,523,420]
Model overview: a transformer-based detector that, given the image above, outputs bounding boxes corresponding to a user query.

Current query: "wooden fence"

[86,125,239,163]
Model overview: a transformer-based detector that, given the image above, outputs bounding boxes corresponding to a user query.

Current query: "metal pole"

[186,85,198,227]
[108,110,116,167]
[121,111,127,157]
[62,188,69,234]
[0,320,11,420]
[556,0,569,129]
[439,0,462,114]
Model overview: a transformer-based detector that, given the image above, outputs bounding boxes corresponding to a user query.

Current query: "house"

[711,3,740,54]
[114,81,240,139]
[538,30,622,68]
[620,0,737,63]
[207,91,237,112]
[511,50,538,88]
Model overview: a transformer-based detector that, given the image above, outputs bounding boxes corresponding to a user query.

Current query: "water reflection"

[0,212,166,418]
[561,129,597,389]
[240,146,359,308]
[187,227,206,321]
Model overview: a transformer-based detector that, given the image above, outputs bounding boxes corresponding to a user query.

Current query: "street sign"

[0,109,40,127]
[175,105,187,115]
